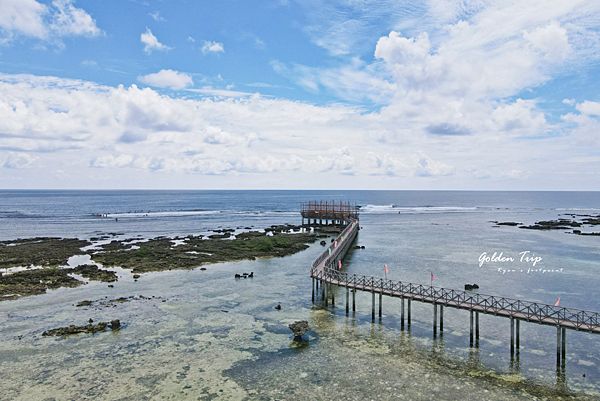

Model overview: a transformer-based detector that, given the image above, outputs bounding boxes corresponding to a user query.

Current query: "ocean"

[1,190,600,400]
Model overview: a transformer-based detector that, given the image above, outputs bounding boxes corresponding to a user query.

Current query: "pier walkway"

[309,216,600,372]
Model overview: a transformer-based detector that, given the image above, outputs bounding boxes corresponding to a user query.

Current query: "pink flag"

[339,260,342,269]
[334,240,337,247]
[431,272,434,283]
[555,297,561,306]
[384,264,388,274]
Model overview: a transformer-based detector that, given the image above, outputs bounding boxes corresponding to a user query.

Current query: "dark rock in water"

[497,222,521,226]
[109,319,121,330]
[472,284,479,289]
[42,322,109,337]
[249,272,253,278]
[235,274,241,279]
[275,304,281,310]
[331,239,335,243]
[108,285,114,288]
[353,245,361,250]
[289,320,310,341]
[361,246,366,249]
[133,274,140,279]
[200,267,207,271]
[89,318,93,324]
[76,300,93,307]
[320,241,327,246]
[465,284,474,291]
[573,230,581,234]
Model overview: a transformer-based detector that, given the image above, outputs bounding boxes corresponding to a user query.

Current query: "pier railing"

[313,267,600,334]
[311,218,358,272]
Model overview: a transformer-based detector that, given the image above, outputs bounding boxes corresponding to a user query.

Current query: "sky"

[0,0,600,190]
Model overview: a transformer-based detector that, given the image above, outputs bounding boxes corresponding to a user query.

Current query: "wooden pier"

[301,201,359,226]
[310,215,600,379]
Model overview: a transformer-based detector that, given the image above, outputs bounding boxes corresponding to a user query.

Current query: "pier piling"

[401,297,405,330]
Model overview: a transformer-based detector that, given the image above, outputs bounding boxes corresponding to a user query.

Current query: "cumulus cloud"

[202,40,224,54]
[0,0,101,44]
[138,69,193,90]
[2,152,37,168]
[141,28,170,54]
[523,21,570,61]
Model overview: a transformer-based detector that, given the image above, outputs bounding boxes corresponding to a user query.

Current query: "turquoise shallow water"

[1,191,600,399]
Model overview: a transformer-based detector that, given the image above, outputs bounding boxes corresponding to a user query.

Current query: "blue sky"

[1,0,600,190]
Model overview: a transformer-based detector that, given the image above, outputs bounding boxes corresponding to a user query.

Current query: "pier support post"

[324,282,328,307]
[408,299,412,327]
[352,289,356,313]
[561,327,566,368]
[510,317,515,355]
[401,297,405,330]
[440,305,444,333]
[433,303,438,337]
[470,310,474,347]
[346,287,349,315]
[372,292,375,321]
[331,284,335,306]
[516,319,520,351]
[475,312,479,347]
[557,326,562,366]
[379,293,382,320]
[312,278,315,303]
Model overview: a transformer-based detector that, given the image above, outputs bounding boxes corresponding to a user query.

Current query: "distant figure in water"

[115,218,118,222]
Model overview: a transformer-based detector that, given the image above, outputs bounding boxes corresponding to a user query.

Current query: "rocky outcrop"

[289,320,310,341]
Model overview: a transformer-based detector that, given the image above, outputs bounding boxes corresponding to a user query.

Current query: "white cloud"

[187,36,195,42]
[2,152,37,168]
[149,12,165,22]
[0,0,101,44]
[50,0,101,37]
[0,0,48,39]
[141,28,170,54]
[81,59,97,67]
[576,101,600,116]
[202,40,224,54]
[563,98,576,106]
[138,69,193,90]
[523,21,570,61]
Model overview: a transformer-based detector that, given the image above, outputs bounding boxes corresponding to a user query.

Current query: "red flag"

[555,297,560,306]
[339,260,342,269]
[384,264,388,274]
[431,272,434,283]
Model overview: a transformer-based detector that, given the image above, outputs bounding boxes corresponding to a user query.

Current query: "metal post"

[346,286,349,315]
[470,310,474,347]
[401,297,405,330]
[433,303,437,337]
[324,282,328,307]
[516,319,520,350]
[561,327,566,366]
[312,278,315,303]
[557,326,561,366]
[379,293,382,319]
[510,317,514,355]
[408,299,411,327]
[352,289,356,313]
[331,284,335,306]
[440,305,444,333]
[475,312,479,347]
[372,292,375,321]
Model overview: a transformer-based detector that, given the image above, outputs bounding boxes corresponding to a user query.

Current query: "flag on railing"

[328,248,331,255]
[431,272,434,284]
[334,240,337,248]
[555,297,561,306]
[384,264,388,280]
[339,260,342,269]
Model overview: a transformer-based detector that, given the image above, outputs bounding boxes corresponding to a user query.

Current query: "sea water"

[1,190,599,400]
